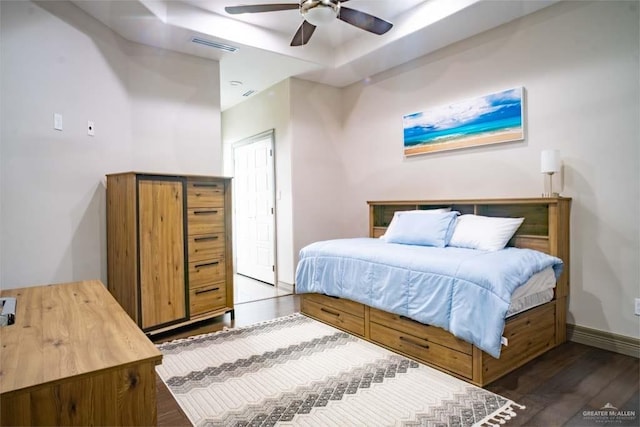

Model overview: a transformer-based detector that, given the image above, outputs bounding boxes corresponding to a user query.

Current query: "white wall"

[221,79,295,284]
[290,79,345,262]
[332,1,639,339]
[0,1,221,289]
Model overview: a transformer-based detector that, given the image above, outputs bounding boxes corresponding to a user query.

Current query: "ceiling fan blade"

[338,6,393,35]
[225,4,299,14]
[290,20,317,46]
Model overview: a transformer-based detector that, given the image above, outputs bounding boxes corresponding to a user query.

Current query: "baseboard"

[567,324,640,358]
[277,281,295,293]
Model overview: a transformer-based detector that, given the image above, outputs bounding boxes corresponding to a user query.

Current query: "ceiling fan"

[225,0,393,47]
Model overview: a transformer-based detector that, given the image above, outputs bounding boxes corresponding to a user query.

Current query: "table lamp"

[541,149,561,197]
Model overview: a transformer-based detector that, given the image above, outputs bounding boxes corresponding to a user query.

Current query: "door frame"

[231,129,278,286]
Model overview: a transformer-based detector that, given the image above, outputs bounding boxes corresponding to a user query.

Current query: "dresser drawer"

[370,322,473,379]
[370,308,472,354]
[302,299,365,337]
[189,258,225,288]
[187,208,225,235]
[302,293,365,318]
[187,181,224,208]
[190,283,226,316]
[187,233,225,263]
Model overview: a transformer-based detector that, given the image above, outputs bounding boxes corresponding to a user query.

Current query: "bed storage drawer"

[482,302,556,383]
[302,298,365,337]
[370,308,472,354]
[303,293,365,318]
[370,322,473,379]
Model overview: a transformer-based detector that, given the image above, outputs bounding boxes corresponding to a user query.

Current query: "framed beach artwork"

[402,87,525,156]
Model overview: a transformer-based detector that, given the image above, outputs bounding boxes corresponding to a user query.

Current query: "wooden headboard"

[367,198,572,304]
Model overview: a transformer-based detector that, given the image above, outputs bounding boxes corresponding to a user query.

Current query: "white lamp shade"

[541,149,561,174]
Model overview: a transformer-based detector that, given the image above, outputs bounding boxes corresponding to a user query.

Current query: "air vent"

[191,37,238,53]
[242,90,257,97]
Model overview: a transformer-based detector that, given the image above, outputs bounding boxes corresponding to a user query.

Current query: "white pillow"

[448,214,524,251]
[383,211,458,247]
[381,208,451,241]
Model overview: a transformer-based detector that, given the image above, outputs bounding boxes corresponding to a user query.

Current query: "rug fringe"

[476,401,526,426]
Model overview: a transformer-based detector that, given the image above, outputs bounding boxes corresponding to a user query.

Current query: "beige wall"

[330,1,638,339]
[0,1,221,288]
[222,79,295,284]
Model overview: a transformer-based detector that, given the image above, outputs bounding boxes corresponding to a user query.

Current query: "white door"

[233,133,276,284]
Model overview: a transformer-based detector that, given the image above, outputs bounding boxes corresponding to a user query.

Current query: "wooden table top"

[0,280,162,395]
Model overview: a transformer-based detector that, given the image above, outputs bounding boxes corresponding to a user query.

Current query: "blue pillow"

[383,211,458,247]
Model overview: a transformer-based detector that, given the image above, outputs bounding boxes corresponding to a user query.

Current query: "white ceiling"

[71,0,558,110]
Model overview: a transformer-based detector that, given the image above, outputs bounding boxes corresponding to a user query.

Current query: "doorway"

[232,130,278,301]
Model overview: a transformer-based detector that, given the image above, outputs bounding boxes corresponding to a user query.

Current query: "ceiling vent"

[191,37,238,53]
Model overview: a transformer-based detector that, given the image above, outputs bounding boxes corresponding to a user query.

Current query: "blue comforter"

[295,238,563,358]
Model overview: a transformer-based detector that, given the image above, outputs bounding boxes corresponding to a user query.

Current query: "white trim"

[231,129,278,286]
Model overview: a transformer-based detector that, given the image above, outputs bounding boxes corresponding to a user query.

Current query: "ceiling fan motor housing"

[301,0,340,25]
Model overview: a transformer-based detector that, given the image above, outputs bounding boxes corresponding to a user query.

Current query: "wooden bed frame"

[300,197,571,386]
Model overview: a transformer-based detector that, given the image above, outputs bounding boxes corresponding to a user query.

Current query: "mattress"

[506,266,556,317]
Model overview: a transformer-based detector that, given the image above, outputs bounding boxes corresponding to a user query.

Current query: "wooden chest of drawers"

[106,172,234,334]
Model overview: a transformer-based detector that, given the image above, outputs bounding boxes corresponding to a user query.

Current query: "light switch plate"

[54,113,63,131]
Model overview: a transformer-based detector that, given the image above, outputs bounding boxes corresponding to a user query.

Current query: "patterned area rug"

[156,313,524,427]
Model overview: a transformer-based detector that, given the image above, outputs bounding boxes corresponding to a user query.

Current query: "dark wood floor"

[153,295,639,427]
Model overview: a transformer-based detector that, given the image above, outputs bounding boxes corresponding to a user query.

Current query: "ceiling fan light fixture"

[301,0,339,26]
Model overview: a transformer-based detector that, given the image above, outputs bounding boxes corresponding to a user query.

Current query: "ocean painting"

[403,87,524,156]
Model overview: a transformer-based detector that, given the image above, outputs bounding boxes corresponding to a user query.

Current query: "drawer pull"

[320,307,341,317]
[194,236,219,242]
[194,210,219,215]
[193,183,219,188]
[195,261,220,269]
[195,287,220,295]
[399,335,430,349]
